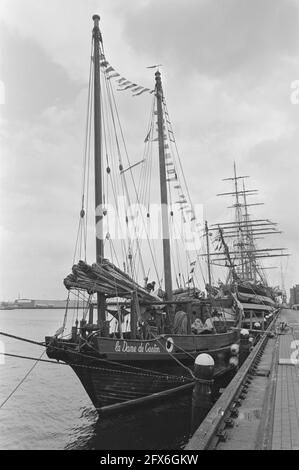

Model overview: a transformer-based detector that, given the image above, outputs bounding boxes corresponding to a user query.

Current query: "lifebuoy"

[166,337,174,353]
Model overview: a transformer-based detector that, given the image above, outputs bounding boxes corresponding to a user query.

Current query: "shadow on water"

[65,370,236,450]
[66,393,193,450]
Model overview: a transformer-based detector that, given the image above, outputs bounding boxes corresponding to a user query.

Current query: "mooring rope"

[0,352,187,382]
[0,349,190,411]
[0,352,58,366]
[0,331,45,346]
[0,350,46,410]
[150,334,195,380]
[0,330,192,382]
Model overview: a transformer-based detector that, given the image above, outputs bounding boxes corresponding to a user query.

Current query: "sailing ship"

[46,15,240,414]
[203,163,289,331]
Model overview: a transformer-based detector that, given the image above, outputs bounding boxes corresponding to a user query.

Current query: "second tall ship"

[203,163,288,331]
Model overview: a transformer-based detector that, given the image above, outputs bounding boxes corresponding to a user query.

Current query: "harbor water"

[0,309,193,450]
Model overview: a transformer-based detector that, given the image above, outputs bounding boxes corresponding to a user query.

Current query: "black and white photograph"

[0,0,298,453]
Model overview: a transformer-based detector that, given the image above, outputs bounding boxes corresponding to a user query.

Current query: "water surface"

[0,309,192,450]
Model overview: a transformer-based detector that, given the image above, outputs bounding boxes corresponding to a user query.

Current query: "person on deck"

[173,304,190,334]
[203,316,214,331]
[146,281,156,293]
[191,318,204,334]
[201,309,216,332]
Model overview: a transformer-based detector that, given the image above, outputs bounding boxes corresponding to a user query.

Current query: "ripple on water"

[0,309,196,450]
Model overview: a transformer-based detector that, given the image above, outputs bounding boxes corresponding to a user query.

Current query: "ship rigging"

[45,15,241,414]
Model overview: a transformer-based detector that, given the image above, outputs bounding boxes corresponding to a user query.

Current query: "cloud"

[0,24,83,121]
[123,0,299,78]
[0,0,298,298]
[0,0,128,80]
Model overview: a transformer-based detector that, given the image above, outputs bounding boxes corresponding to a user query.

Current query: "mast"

[92,15,105,324]
[242,180,255,282]
[155,71,173,301]
[205,221,212,287]
[92,14,104,263]
[207,165,289,284]
[233,162,244,278]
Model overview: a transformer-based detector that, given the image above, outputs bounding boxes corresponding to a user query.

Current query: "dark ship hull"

[46,330,239,412]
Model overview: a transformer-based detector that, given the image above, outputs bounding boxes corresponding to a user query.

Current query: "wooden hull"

[46,330,239,412]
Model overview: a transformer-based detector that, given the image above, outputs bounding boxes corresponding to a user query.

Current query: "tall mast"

[155,71,173,301]
[92,14,104,264]
[242,179,255,281]
[208,165,289,282]
[233,162,244,278]
[92,15,105,324]
[205,221,212,287]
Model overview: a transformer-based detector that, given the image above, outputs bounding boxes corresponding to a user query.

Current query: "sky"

[0,0,298,300]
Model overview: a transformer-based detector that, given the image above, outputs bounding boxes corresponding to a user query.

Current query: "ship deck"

[186,308,299,450]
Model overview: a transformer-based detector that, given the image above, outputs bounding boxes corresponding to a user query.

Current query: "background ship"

[202,163,289,331]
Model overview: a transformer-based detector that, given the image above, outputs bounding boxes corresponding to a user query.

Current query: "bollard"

[191,353,215,433]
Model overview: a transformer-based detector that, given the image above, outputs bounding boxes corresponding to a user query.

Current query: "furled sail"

[64,259,160,302]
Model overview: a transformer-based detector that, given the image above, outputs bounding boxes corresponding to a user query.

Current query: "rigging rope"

[0,349,46,410]
[0,352,188,382]
[0,330,192,381]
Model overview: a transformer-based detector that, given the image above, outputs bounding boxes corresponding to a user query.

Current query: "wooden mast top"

[155,71,173,301]
[92,14,104,264]
[92,15,106,325]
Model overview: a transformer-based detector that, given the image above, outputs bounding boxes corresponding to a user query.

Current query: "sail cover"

[64,259,159,302]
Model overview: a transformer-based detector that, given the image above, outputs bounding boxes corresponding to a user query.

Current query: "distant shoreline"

[0,300,85,310]
[0,306,85,310]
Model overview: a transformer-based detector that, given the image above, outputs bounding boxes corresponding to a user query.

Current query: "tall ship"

[46,15,240,414]
[203,163,289,330]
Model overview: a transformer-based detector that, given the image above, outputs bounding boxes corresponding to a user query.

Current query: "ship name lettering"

[121,341,137,353]
[145,343,160,353]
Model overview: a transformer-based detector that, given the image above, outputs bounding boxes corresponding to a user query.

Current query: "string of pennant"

[100,53,201,278]
[144,102,198,224]
[100,54,155,96]
[98,57,204,288]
